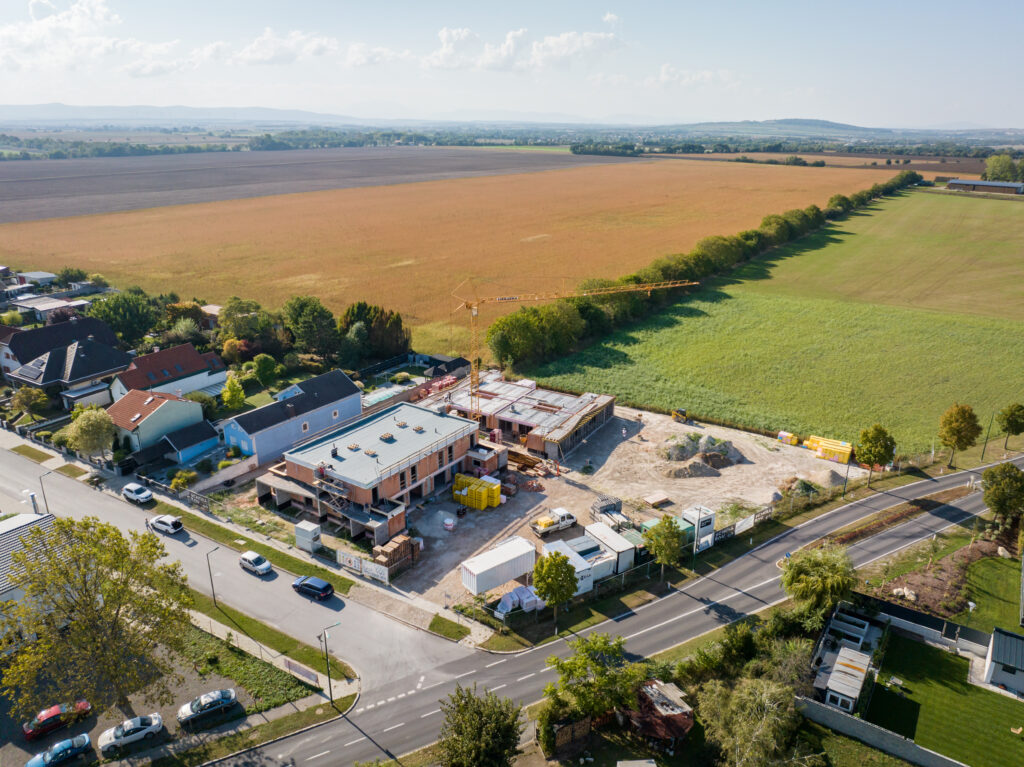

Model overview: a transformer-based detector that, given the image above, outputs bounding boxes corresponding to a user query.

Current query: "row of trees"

[487,170,923,366]
[0,135,234,161]
[982,153,1024,182]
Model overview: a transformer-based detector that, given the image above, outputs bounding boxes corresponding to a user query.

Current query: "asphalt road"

[0,451,471,691]
[215,459,1021,766]
[0,147,636,223]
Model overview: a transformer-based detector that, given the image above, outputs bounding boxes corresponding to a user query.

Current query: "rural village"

[1,6,1024,767]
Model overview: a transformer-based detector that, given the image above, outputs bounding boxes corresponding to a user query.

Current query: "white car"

[148,515,184,535]
[239,551,273,576]
[97,713,162,756]
[121,483,153,504]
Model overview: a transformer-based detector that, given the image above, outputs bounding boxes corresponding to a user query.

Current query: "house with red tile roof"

[107,389,205,452]
[110,343,226,402]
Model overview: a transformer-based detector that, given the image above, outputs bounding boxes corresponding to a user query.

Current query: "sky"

[0,0,1021,127]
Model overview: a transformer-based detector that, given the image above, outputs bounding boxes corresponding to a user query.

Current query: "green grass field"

[530,192,1024,451]
[953,556,1022,633]
[866,634,1024,767]
[10,444,53,463]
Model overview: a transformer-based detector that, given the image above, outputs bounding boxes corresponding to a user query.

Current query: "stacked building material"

[453,473,501,509]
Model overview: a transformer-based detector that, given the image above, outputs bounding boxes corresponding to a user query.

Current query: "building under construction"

[434,371,615,460]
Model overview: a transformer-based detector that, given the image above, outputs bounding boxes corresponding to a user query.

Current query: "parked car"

[97,714,162,757]
[176,688,237,729]
[239,551,272,576]
[121,482,153,504]
[147,515,183,535]
[25,735,91,767]
[22,699,92,741]
[292,575,334,601]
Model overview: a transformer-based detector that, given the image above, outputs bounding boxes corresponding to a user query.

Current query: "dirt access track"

[397,405,866,608]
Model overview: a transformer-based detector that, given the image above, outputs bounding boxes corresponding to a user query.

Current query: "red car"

[23,700,92,741]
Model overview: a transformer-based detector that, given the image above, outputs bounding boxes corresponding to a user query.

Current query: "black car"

[292,576,334,601]
[176,689,236,729]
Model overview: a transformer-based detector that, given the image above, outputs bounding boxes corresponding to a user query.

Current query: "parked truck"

[531,508,577,538]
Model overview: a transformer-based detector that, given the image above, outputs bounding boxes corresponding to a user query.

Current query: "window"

[174,363,184,373]
[332,410,339,419]
[161,369,171,377]
[1003,663,1018,674]
[447,445,453,463]
[437,450,445,467]
[301,422,309,433]
[410,465,418,482]
[146,372,157,381]
[399,471,407,490]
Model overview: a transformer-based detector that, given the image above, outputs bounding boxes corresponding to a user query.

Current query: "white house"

[983,627,1024,691]
[0,513,56,652]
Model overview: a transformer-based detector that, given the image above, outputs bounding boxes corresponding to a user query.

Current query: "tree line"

[0,134,235,161]
[981,153,1024,182]
[568,142,642,156]
[487,170,924,367]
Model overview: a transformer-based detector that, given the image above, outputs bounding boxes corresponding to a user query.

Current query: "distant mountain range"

[0,104,1021,142]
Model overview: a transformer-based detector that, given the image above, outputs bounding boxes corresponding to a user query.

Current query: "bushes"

[196,458,214,474]
[170,470,198,491]
[217,460,237,471]
[488,170,923,368]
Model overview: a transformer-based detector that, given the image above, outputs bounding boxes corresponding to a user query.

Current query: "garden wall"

[796,698,969,767]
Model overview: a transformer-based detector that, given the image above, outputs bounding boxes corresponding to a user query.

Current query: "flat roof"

[585,522,634,553]
[286,402,478,488]
[992,628,1024,671]
[949,178,1024,190]
[824,647,871,700]
[462,536,536,575]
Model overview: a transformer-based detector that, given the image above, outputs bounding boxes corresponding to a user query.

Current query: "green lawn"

[54,463,87,478]
[428,614,471,642]
[10,444,53,463]
[530,192,1024,451]
[953,556,1022,633]
[190,591,355,680]
[866,634,1024,767]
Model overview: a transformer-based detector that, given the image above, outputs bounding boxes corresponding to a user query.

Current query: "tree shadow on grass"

[865,685,920,739]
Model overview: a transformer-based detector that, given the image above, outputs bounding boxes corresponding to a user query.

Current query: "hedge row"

[486,170,924,367]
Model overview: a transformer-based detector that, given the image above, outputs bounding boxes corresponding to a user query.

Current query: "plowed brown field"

[0,158,899,342]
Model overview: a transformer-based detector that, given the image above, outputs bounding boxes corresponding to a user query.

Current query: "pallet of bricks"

[452,473,501,510]
[373,534,417,576]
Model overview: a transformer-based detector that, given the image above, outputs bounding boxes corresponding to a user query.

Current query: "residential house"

[983,628,1024,691]
[0,283,34,308]
[110,343,226,401]
[1,513,56,651]
[131,420,220,469]
[422,354,471,379]
[0,317,117,379]
[17,271,57,287]
[9,338,133,409]
[107,389,204,452]
[221,369,361,465]
[623,680,695,753]
[256,402,479,544]
[9,295,91,323]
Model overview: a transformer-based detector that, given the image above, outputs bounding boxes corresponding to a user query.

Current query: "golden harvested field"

[660,152,983,177]
[0,158,900,348]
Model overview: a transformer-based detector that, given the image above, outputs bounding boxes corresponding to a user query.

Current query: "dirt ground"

[0,652,250,765]
[395,405,865,609]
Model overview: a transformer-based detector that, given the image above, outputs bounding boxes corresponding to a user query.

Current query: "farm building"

[947,179,1024,195]
[256,402,485,545]
[438,371,615,460]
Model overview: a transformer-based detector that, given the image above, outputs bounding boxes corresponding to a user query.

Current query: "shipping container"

[460,536,536,595]
[584,523,636,574]
[542,539,593,596]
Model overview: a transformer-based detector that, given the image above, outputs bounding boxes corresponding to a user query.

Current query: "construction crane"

[453,278,699,416]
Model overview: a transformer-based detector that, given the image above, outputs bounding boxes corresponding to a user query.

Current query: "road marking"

[454,669,476,679]
[344,737,366,747]
[407,689,416,695]
[490,684,507,691]
[517,673,535,682]
[307,751,331,761]
[421,681,442,691]
[539,665,555,673]
[382,723,405,733]
[485,659,507,667]
[376,700,386,706]
[421,709,441,718]
[387,696,396,702]
[397,693,406,699]
[365,703,375,710]
[355,707,364,713]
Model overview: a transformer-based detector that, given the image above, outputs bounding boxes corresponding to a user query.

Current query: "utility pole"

[691,507,702,572]
[318,622,341,705]
[205,546,220,606]
[980,412,995,462]
[38,469,53,514]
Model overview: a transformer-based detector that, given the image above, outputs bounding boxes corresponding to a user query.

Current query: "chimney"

[286,403,296,419]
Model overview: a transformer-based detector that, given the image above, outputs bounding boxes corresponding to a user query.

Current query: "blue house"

[221,370,361,465]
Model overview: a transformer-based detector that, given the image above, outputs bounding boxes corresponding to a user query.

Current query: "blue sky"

[0,0,1020,126]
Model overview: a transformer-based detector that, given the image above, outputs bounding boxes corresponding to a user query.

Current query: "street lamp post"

[691,507,702,572]
[318,622,342,705]
[205,546,220,606]
[38,469,53,514]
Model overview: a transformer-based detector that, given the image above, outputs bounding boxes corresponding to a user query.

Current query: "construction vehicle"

[672,408,688,423]
[453,279,699,417]
[530,508,577,538]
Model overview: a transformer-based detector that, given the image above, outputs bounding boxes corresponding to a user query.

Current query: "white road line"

[397,693,406,699]
[421,681,442,691]
[355,707,364,714]
[407,689,416,695]
[306,751,330,761]
[343,737,366,747]
[382,723,405,733]
[539,665,555,672]
[365,703,375,710]
[491,684,507,691]
[387,696,396,702]
[517,673,535,682]
[376,699,386,706]
[421,709,441,718]
[454,669,476,679]
[485,659,507,667]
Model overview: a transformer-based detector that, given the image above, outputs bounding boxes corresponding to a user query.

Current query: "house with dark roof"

[221,369,361,465]
[623,680,694,752]
[423,355,471,379]
[110,343,226,402]
[131,420,221,468]
[8,337,133,409]
[1,512,57,652]
[0,317,117,380]
[107,389,204,452]
[983,628,1024,690]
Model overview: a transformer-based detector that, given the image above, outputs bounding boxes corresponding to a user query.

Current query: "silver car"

[177,689,236,728]
[239,551,272,576]
[97,713,162,756]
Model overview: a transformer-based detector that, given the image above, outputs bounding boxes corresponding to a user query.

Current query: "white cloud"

[344,42,410,67]
[124,40,229,78]
[528,30,618,70]
[421,26,475,69]
[478,28,525,70]
[644,64,738,89]
[0,0,122,70]
[235,27,338,65]
[602,12,619,24]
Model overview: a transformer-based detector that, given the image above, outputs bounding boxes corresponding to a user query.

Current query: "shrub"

[35,431,52,441]
[217,460,237,471]
[196,458,214,474]
[51,429,71,448]
[390,372,412,384]
[170,470,198,491]
[226,445,241,458]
